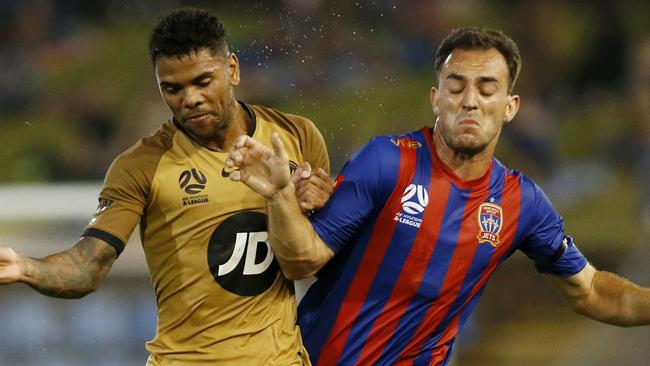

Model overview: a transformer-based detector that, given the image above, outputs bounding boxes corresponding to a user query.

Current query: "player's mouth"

[184,113,212,124]
[458,118,479,127]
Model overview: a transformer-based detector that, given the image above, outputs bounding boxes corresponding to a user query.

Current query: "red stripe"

[317,145,418,366]
[354,169,452,365]
[432,172,522,357]
[398,179,490,360]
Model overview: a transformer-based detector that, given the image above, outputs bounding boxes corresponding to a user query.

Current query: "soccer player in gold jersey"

[0,8,331,365]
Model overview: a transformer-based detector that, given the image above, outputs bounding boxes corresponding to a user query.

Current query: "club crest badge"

[477,202,502,247]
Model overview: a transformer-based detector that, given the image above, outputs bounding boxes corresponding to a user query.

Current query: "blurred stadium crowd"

[0,0,648,365]
[1,0,648,180]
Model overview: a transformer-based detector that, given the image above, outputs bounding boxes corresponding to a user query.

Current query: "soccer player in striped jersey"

[228,27,650,366]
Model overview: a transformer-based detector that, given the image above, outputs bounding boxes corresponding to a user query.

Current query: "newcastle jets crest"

[477,202,502,247]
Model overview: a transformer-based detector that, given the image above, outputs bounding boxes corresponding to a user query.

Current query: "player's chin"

[184,119,223,136]
[451,137,486,156]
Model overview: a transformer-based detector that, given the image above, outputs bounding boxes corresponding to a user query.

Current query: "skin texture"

[228,47,650,326]
[0,237,116,298]
[431,48,519,181]
[155,49,247,152]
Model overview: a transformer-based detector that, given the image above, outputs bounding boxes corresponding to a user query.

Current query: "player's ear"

[431,87,440,116]
[504,94,520,123]
[228,53,240,86]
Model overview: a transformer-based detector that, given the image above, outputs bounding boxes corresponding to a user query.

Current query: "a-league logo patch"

[477,202,502,247]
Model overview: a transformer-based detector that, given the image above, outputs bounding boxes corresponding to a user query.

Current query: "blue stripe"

[376,182,469,364]
[339,132,432,364]
[414,164,507,361]
[299,214,377,363]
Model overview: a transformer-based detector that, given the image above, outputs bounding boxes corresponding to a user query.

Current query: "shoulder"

[492,160,542,196]
[109,120,176,175]
[355,129,424,162]
[494,160,557,219]
[249,104,318,135]
[344,130,423,180]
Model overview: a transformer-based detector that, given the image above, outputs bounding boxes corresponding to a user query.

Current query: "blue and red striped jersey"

[300,127,587,366]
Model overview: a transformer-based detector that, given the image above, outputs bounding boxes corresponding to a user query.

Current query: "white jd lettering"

[218,231,274,276]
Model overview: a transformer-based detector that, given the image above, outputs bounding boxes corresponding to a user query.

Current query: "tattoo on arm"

[23,237,117,299]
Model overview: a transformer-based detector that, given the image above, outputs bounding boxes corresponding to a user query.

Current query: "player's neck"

[200,103,251,152]
[432,130,494,182]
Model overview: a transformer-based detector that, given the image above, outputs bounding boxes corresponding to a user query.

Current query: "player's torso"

[308,131,525,365]
[142,115,308,365]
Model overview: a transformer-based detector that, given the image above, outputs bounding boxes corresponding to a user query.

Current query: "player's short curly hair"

[434,27,522,93]
[148,8,228,65]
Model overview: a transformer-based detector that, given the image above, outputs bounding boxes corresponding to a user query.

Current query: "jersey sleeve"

[81,148,153,256]
[518,180,587,276]
[310,137,398,253]
[298,117,330,175]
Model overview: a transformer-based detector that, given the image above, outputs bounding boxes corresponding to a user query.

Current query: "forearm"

[20,241,114,299]
[576,271,650,326]
[266,184,332,280]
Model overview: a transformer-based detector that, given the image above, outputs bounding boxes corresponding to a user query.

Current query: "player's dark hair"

[149,8,228,65]
[434,27,522,93]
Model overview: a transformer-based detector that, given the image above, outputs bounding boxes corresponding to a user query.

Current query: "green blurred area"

[0,0,646,249]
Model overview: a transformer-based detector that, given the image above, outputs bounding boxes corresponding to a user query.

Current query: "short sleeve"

[310,137,398,253]
[81,149,152,256]
[299,117,330,176]
[518,180,587,276]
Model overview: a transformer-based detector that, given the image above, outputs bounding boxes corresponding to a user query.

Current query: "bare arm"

[546,263,650,326]
[228,133,334,279]
[266,184,334,279]
[0,236,117,299]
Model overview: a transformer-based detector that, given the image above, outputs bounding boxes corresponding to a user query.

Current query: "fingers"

[229,170,241,182]
[294,168,333,193]
[271,132,289,161]
[291,162,312,183]
[294,171,334,212]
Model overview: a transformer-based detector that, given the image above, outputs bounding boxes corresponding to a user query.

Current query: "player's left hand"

[292,162,333,214]
[226,133,291,198]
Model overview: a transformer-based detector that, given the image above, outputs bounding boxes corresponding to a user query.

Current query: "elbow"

[68,274,104,299]
[69,279,103,299]
[67,288,95,299]
[571,296,637,327]
[278,258,323,280]
[282,269,307,281]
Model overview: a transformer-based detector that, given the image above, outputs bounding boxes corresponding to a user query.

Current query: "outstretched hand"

[0,246,22,285]
[226,133,291,198]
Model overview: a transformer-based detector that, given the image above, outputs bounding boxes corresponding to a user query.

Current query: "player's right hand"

[0,246,23,284]
[226,133,292,199]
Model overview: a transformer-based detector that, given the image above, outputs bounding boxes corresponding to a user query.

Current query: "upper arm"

[310,137,398,253]
[83,148,153,256]
[518,181,587,276]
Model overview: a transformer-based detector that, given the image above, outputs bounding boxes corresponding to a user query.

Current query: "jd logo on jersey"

[207,212,279,296]
[179,168,207,194]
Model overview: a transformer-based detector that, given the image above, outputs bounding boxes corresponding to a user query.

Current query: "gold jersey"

[83,103,329,365]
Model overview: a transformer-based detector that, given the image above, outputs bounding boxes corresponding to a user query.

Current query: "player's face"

[155,48,241,143]
[431,48,519,158]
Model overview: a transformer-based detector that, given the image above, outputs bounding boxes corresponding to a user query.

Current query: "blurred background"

[0,0,648,365]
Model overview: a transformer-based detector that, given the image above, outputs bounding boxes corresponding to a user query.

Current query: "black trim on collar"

[239,101,257,137]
